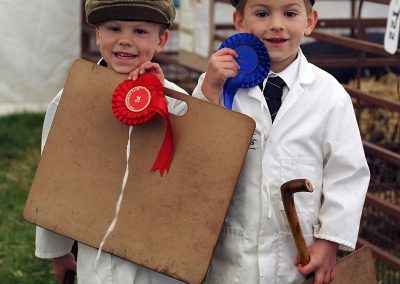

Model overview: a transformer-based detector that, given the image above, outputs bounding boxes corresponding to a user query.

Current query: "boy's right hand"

[202,48,239,105]
[128,61,165,85]
[52,253,76,283]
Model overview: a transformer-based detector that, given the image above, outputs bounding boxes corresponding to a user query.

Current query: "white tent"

[0,0,81,115]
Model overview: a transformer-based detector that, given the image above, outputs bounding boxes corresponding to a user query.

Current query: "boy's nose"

[118,33,133,46]
[269,15,284,32]
[119,39,132,47]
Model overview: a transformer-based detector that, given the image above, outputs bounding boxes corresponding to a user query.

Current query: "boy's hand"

[128,61,165,85]
[296,239,338,284]
[52,253,76,283]
[202,48,239,105]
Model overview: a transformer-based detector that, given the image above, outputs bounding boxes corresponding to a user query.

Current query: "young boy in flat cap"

[35,0,186,283]
[193,0,369,283]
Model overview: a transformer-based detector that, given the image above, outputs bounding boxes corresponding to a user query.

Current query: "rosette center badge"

[125,86,152,113]
[236,46,258,74]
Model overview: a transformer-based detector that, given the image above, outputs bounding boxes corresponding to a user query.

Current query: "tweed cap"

[230,0,315,7]
[85,0,176,27]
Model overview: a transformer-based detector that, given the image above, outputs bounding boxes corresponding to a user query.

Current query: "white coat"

[36,77,187,284]
[192,49,370,284]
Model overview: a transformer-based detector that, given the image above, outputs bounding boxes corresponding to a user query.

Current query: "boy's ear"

[95,27,101,47]
[155,30,169,54]
[304,9,318,36]
[233,10,245,33]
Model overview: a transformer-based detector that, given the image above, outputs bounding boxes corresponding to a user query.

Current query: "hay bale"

[349,73,400,146]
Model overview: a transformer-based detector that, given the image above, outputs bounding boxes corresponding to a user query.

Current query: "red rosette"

[112,74,173,176]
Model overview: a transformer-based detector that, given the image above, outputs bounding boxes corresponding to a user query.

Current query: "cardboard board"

[302,246,377,284]
[23,59,256,284]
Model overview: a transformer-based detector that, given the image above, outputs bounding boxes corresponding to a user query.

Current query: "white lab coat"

[192,49,370,284]
[35,77,187,284]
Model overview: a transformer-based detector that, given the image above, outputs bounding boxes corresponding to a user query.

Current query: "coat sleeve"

[314,90,370,251]
[35,90,75,259]
[192,73,212,102]
[164,79,189,116]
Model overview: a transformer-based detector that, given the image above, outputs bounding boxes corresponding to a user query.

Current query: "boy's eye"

[285,11,298,17]
[134,29,147,34]
[255,11,268,17]
[108,26,120,32]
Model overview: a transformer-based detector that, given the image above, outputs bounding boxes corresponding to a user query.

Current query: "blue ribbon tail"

[223,82,239,109]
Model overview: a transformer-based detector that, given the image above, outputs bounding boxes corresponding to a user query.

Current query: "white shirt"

[261,52,299,103]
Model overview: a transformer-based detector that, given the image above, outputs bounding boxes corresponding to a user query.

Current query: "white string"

[94,125,133,283]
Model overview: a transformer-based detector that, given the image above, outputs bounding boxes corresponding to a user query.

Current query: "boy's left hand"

[296,239,338,284]
[128,61,164,85]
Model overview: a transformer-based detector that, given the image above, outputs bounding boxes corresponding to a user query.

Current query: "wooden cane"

[280,179,314,276]
[63,241,78,284]
[63,270,75,284]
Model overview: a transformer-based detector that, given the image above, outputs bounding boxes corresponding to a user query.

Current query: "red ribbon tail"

[150,108,173,176]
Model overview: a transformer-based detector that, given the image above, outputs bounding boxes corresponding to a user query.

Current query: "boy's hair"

[85,0,176,27]
[231,0,315,14]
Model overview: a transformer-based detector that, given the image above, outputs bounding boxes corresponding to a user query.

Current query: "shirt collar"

[98,58,107,67]
[270,51,300,90]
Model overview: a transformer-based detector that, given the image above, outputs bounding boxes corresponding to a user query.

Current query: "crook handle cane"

[280,179,314,279]
[63,241,78,284]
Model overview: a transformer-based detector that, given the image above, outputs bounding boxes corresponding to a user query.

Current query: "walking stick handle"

[280,179,314,266]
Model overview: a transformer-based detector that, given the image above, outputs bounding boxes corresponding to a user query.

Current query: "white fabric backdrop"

[0,0,81,115]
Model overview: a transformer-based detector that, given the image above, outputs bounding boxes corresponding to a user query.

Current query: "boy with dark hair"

[193,0,369,283]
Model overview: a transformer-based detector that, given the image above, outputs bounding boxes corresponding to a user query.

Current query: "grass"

[0,113,57,283]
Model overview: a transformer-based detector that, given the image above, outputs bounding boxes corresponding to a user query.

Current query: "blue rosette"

[219,33,270,109]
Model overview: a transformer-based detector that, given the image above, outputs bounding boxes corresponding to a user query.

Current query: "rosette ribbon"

[220,33,270,109]
[112,74,173,176]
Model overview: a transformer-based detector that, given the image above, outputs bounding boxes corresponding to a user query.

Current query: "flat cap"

[230,0,315,7]
[85,0,176,27]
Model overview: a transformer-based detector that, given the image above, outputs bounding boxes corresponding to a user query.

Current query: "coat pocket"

[276,233,314,283]
[279,157,318,214]
[205,225,244,284]
[278,157,320,237]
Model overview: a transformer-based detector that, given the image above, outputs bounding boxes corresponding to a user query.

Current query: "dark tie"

[261,76,286,122]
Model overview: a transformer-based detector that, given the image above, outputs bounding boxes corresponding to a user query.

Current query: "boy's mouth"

[114,52,137,59]
[267,38,287,43]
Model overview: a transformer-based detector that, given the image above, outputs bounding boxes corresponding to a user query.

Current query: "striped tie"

[262,76,286,122]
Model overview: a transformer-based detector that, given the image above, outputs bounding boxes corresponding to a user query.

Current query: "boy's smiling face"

[96,20,168,74]
[233,0,317,72]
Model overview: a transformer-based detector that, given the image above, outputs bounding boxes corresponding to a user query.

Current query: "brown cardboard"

[23,59,256,284]
[302,246,377,284]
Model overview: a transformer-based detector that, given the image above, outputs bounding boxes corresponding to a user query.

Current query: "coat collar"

[273,49,315,124]
[248,48,315,101]
[246,49,316,124]
[296,48,316,85]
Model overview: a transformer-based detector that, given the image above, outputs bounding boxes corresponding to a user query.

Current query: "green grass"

[0,113,57,283]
